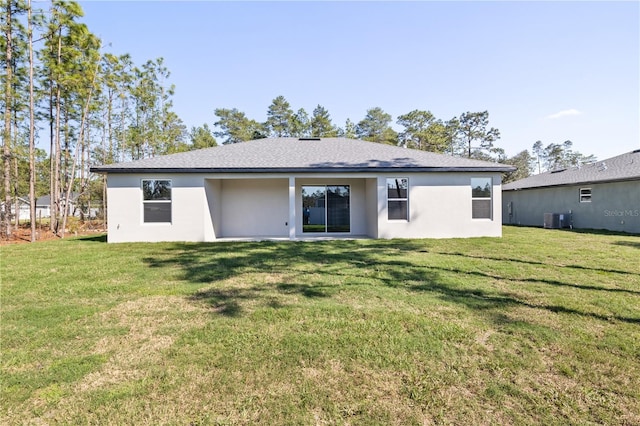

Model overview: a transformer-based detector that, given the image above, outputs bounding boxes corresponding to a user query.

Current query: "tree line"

[214,96,504,161]
[1,1,596,241]
[1,0,196,240]
[212,96,596,180]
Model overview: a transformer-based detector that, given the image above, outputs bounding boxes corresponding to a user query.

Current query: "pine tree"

[290,108,310,137]
[214,108,266,144]
[397,110,449,152]
[310,105,337,137]
[266,95,294,137]
[456,111,500,159]
[190,124,217,149]
[356,107,396,145]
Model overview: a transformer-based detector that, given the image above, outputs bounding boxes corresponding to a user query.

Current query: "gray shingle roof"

[91,137,514,173]
[503,150,640,191]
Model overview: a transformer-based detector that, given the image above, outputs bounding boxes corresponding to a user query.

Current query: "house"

[90,137,514,243]
[3,195,58,221]
[502,150,640,234]
[5,197,31,221]
[3,193,104,222]
[6,193,80,220]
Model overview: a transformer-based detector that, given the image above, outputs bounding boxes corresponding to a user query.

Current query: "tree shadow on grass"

[408,280,640,325]
[189,282,333,317]
[432,251,639,277]
[145,239,431,315]
[613,240,640,249]
[425,254,640,295]
[74,234,107,243]
[563,228,639,237]
[142,239,640,325]
[143,240,428,285]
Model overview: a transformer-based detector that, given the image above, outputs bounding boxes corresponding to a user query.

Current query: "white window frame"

[387,177,409,221]
[579,188,592,203]
[142,179,172,224]
[471,177,493,220]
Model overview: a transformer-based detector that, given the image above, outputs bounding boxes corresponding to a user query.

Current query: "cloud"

[546,109,582,119]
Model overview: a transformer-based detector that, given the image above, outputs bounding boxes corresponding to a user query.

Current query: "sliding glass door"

[302,185,350,233]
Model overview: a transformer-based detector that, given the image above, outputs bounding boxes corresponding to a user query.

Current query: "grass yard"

[1,227,639,425]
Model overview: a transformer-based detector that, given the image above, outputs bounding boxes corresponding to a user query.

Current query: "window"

[302,185,350,233]
[471,177,492,219]
[579,188,592,203]
[387,178,408,220]
[142,179,171,223]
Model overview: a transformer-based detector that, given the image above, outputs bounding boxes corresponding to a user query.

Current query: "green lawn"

[1,227,639,424]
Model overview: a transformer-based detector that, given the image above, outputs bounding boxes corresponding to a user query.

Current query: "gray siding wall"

[502,180,640,233]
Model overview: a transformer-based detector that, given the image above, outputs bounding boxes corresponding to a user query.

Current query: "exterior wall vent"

[299,138,321,141]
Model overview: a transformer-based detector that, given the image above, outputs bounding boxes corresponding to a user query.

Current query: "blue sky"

[78,1,639,161]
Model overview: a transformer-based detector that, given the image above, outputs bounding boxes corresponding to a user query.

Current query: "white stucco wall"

[107,173,209,243]
[204,179,221,239]
[105,171,504,242]
[219,178,289,238]
[365,178,379,238]
[376,173,503,239]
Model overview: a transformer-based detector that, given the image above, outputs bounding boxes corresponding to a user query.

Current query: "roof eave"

[503,175,640,191]
[90,166,515,174]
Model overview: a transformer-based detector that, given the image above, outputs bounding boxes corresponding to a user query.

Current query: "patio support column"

[377,176,387,238]
[288,176,296,239]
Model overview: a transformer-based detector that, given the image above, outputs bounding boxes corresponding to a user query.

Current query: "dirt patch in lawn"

[0,223,105,245]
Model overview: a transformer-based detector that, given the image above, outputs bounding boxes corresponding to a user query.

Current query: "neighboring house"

[7,197,31,221]
[6,193,81,221]
[4,195,54,221]
[90,137,514,243]
[502,150,640,234]
[33,194,63,218]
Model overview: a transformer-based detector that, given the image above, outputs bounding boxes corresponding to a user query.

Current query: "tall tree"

[541,140,596,171]
[2,0,11,237]
[123,57,186,159]
[1,0,23,237]
[27,0,36,241]
[113,54,134,163]
[189,123,217,149]
[457,111,500,158]
[290,108,310,137]
[0,0,192,238]
[502,150,534,183]
[2,0,31,236]
[41,0,87,233]
[356,107,397,145]
[59,24,101,237]
[342,118,356,139]
[532,140,543,174]
[214,108,266,144]
[98,53,132,165]
[266,95,294,137]
[441,117,461,156]
[562,140,597,168]
[397,109,449,152]
[543,142,565,171]
[309,105,337,137]
[95,53,133,227]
